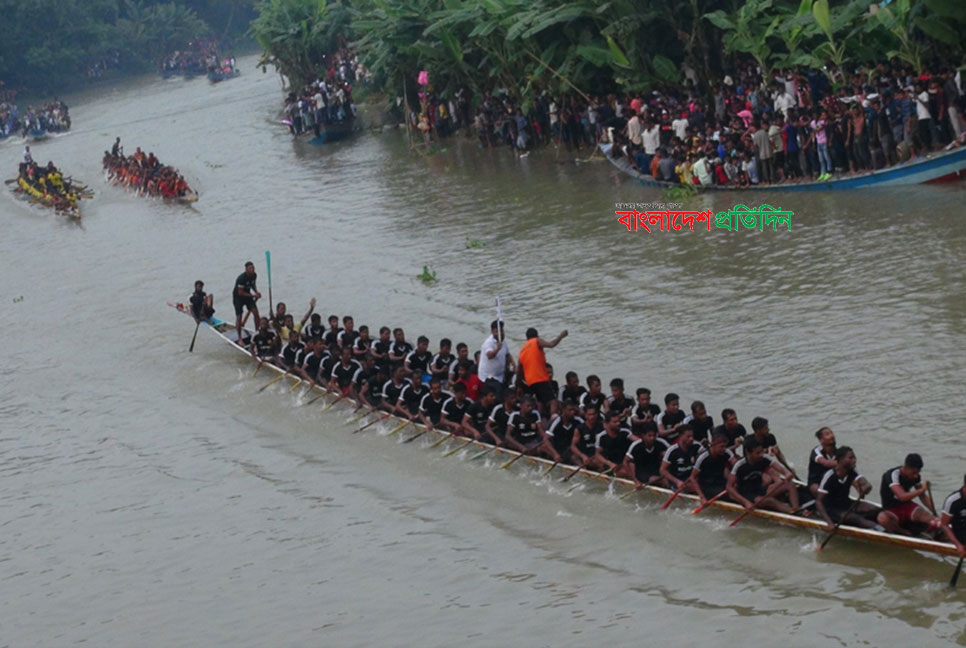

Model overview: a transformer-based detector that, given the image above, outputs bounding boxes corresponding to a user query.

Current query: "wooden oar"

[468,446,496,461]
[817,495,865,551]
[430,431,455,449]
[257,371,288,392]
[322,392,347,411]
[346,409,370,424]
[442,437,475,457]
[188,320,201,352]
[691,489,729,515]
[352,413,390,434]
[619,485,644,500]
[403,426,429,444]
[288,377,304,392]
[500,451,528,470]
[729,476,791,527]
[251,361,262,378]
[560,462,590,483]
[660,479,691,510]
[540,460,559,477]
[304,390,329,406]
[950,558,964,589]
[926,484,939,517]
[567,466,613,493]
[387,419,412,436]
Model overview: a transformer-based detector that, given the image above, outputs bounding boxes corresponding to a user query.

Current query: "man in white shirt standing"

[671,112,689,141]
[625,109,642,147]
[478,319,514,399]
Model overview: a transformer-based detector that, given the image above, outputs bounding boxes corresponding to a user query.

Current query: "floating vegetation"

[465,237,485,249]
[417,265,438,284]
[662,183,699,202]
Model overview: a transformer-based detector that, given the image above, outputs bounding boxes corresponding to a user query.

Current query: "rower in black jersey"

[660,425,702,491]
[683,400,714,445]
[440,382,471,433]
[624,421,669,489]
[727,437,799,513]
[353,325,372,359]
[189,280,215,321]
[279,330,306,372]
[656,393,687,442]
[317,344,340,385]
[358,360,387,410]
[485,390,517,446]
[692,433,735,502]
[941,475,966,558]
[379,366,408,413]
[578,375,606,415]
[712,408,748,451]
[250,317,279,363]
[572,406,603,467]
[397,374,429,420]
[630,388,661,435]
[807,427,838,496]
[876,453,940,535]
[389,328,413,371]
[329,346,362,394]
[430,338,455,386]
[559,371,586,405]
[594,410,633,473]
[323,315,342,347]
[505,397,546,454]
[233,261,261,345]
[814,446,878,531]
[418,378,450,429]
[545,401,581,464]
[303,313,325,341]
[337,316,358,349]
[405,336,432,378]
[605,378,634,424]
[370,326,392,372]
[462,387,497,441]
[300,338,325,386]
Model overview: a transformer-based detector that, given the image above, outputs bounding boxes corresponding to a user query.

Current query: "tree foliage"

[0,0,255,93]
[250,0,966,100]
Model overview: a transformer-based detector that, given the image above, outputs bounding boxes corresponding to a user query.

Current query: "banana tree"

[704,0,781,81]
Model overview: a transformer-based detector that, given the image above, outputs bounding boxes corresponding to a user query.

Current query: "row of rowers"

[234,297,966,553]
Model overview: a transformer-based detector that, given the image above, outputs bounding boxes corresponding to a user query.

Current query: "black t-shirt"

[756,433,778,450]
[626,437,669,481]
[713,423,747,446]
[579,392,606,413]
[303,323,325,341]
[575,420,604,456]
[280,341,305,369]
[380,379,406,406]
[234,272,256,301]
[942,489,966,541]
[406,350,432,375]
[630,403,661,435]
[338,330,359,349]
[253,331,277,358]
[879,466,921,510]
[507,410,542,445]
[441,397,470,424]
[431,353,454,378]
[353,336,370,355]
[546,416,580,455]
[390,340,414,366]
[371,340,391,369]
[319,355,337,381]
[400,383,428,415]
[807,445,836,486]
[331,359,362,389]
[419,392,449,424]
[189,290,207,318]
[323,327,343,348]
[662,441,702,481]
[560,384,586,405]
[658,410,687,440]
[693,449,733,491]
[303,351,325,380]
[597,428,632,464]
[487,404,516,441]
[818,468,859,511]
[465,401,494,433]
[731,456,772,499]
[687,415,715,444]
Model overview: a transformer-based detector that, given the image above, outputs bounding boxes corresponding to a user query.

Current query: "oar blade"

[950,558,964,589]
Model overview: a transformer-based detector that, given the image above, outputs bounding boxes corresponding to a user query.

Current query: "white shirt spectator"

[671,117,689,140]
[478,333,511,383]
[642,125,660,154]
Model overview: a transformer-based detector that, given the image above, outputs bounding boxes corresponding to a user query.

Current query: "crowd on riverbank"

[409,57,966,186]
[0,100,71,138]
[283,48,368,136]
[160,39,227,78]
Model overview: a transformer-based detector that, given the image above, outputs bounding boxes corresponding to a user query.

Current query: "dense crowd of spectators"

[285,48,369,136]
[408,58,965,184]
[0,99,70,138]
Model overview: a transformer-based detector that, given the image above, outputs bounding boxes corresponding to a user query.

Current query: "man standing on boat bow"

[233,261,261,345]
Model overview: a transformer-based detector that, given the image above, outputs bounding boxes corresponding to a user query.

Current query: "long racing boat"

[169,301,960,560]
[602,141,966,191]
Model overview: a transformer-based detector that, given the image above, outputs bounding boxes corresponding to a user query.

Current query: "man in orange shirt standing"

[517,327,568,418]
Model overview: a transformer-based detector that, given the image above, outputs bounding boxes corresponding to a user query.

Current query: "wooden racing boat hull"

[168,301,959,558]
[602,142,966,191]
